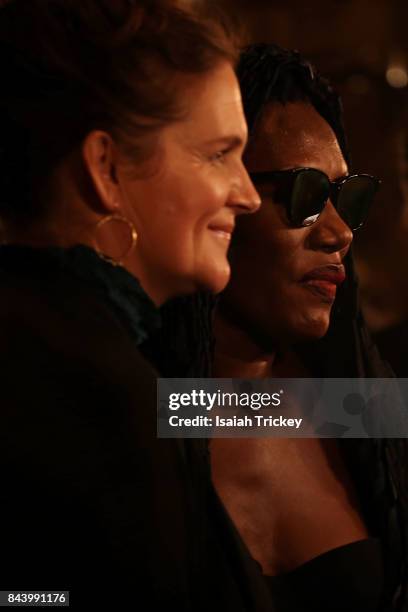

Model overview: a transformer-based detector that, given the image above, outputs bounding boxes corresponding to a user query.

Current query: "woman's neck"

[213,309,278,378]
[213,309,311,379]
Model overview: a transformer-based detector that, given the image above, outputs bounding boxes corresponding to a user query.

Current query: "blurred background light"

[386,64,408,88]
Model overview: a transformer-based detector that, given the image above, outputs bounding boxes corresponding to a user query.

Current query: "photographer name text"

[168,415,302,429]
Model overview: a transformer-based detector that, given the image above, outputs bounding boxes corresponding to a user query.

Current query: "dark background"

[209,0,408,374]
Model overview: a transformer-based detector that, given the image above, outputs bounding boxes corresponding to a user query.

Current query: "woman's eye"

[209,149,229,163]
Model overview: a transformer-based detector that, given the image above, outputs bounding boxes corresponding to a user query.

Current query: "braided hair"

[238,43,350,166]
[140,292,215,377]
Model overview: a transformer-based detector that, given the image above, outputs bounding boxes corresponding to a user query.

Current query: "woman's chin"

[295,312,331,341]
[196,261,231,295]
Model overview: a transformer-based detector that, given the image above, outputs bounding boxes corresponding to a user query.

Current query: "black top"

[264,538,384,612]
[143,248,408,610]
[0,245,273,611]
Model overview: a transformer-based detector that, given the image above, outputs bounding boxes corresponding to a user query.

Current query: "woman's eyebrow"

[203,135,246,150]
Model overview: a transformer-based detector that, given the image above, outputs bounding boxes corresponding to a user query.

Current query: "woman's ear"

[82,130,122,214]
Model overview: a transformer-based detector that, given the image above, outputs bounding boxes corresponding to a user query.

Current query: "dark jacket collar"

[0,243,161,345]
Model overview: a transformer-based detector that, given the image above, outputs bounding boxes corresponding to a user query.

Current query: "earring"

[93,213,138,266]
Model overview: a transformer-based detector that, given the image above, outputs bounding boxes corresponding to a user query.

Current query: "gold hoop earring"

[93,213,138,266]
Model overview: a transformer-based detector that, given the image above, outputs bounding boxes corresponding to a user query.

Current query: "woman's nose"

[307,200,353,254]
[228,167,261,215]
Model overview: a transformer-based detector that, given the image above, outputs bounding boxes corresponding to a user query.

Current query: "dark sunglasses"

[249,167,381,230]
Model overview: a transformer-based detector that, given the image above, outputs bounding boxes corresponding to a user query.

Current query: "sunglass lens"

[337,176,377,230]
[291,169,329,226]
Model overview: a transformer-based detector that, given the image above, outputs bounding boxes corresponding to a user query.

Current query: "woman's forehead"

[244,101,347,178]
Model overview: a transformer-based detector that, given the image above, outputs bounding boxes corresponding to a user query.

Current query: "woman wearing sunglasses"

[211,44,408,612]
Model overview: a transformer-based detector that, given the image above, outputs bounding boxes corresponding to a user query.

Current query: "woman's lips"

[301,265,346,302]
[208,224,234,242]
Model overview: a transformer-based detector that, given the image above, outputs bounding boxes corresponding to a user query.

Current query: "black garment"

[299,252,408,612]
[146,250,408,612]
[0,245,272,611]
[265,538,384,612]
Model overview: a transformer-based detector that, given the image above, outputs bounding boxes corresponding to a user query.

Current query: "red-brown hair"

[0,0,238,221]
